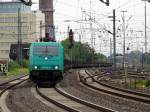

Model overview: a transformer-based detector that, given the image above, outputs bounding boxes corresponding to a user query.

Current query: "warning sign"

[0,60,8,74]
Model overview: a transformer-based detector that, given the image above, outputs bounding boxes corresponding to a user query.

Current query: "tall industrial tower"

[39,0,55,41]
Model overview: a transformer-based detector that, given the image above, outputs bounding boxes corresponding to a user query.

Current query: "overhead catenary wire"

[54,0,150,56]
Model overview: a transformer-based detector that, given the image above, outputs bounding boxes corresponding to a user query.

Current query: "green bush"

[22,59,29,68]
[61,39,107,63]
[145,80,150,87]
[8,61,20,71]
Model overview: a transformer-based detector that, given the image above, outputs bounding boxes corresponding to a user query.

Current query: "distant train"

[9,43,30,60]
[29,42,64,84]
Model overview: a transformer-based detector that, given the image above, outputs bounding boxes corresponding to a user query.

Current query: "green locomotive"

[29,42,64,83]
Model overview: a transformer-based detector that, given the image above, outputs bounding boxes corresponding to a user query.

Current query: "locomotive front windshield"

[33,46,58,56]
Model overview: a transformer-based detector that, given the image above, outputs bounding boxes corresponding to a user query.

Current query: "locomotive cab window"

[12,49,16,53]
[33,46,58,56]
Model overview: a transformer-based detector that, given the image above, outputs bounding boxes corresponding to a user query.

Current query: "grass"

[129,79,150,89]
[7,68,28,76]
[0,60,29,80]
[0,68,28,80]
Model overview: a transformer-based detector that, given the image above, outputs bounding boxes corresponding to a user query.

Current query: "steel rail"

[0,74,28,86]
[55,84,116,112]
[87,70,150,98]
[81,70,150,104]
[36,84,116,112]
[0,75,29,97]
[36,85,81,112]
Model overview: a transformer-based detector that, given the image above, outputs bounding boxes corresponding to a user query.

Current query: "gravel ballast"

[6,80,59,112]
[60,70,150,112]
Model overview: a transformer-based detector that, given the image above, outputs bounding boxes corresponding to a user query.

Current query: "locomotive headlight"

[45,57,48,60]
[34,66,37,69]
[55,66,58,70]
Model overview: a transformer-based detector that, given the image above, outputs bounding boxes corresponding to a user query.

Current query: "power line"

[116,2,143,12]
[116,0,132,10]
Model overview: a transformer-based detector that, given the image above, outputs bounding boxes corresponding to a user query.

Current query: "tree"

[61,39,107,63]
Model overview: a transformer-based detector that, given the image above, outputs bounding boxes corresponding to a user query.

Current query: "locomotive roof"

[31,42,62,47]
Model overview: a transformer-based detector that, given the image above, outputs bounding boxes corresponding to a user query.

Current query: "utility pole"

[17,8,20,64]
[144,1,147,65]
[89,0,94,63]
[109,9,116,69]
[98,36,102,53]
[142,47,144,68]
[110,38,112,63]
[40,21,42,41]
[141,0,150,65]
[121,11,127,69]
[79,34,81,42]
[113,9,116,69]
[67,26,70,38]
[18,8,22,65]
[90,0,93,48]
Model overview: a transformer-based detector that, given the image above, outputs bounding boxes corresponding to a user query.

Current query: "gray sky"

[53,0,150,56]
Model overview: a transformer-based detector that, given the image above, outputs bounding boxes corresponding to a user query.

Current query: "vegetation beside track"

[61,39,107,63]
[0,60,28,80]
[130,79,150,89]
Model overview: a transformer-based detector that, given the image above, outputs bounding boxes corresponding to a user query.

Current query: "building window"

[7,4,10,8]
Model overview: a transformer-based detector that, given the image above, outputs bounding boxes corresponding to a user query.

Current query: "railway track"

[0,75,29,112]
[79,69,150,104]
[0,75,28,86]
[36,83,116,112]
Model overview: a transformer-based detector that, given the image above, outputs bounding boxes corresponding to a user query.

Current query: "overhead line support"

[99,0,109,6]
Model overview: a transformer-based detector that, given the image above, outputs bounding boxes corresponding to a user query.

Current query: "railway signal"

[127,47,130,51]
[69,29,74,49]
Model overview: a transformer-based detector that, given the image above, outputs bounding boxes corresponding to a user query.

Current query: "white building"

[0,1,45,60]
